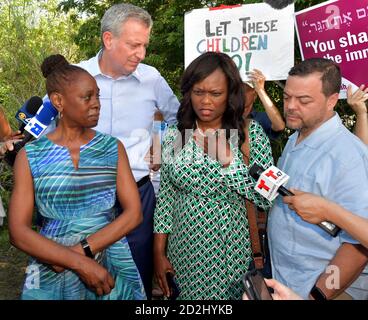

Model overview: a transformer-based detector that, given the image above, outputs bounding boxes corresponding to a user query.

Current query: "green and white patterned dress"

[154,121,273,300]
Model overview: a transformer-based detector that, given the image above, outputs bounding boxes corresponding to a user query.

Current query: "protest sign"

[295,0,368,98]
[185,3,294,81]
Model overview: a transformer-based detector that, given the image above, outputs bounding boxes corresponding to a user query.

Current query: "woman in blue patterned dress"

[153,52,274,300]
[8,55,146,300]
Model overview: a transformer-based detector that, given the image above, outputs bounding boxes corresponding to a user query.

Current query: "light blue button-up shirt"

[268,113,368,299]
[77,52,180,181]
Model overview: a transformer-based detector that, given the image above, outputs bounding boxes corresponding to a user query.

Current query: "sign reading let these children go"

[184,2,295,81]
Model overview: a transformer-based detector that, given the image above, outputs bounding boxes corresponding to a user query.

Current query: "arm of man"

[284,190,368,249]
[312,243,368,300]
[308,154,368,299]
[155,75,180,125]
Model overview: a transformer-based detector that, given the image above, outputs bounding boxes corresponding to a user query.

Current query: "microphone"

[24,99,58,139]
[3,99,57,166]
[249,164,292,201]
[249,164,340,237]
[15,96,43,132]
[263,0,294,10]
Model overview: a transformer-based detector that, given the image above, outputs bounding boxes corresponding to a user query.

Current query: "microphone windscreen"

[25,96,43,115]
[15,96,43,129]
[263,0,294,10]
[249,164,263,180]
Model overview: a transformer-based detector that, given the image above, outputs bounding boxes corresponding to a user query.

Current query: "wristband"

[80,238,94,259]
[310,285,327,300]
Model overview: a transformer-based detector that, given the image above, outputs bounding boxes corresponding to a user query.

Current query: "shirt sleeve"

[220,121,274,211]
[154,75,180,125]
[153,126,178,234]
[331,155,368,244]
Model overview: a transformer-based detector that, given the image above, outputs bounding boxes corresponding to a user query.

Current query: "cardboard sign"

[295,0,368,98]
[185,3,295,81]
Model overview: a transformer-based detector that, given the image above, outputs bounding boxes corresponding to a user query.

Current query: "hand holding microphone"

[283,189,331,225]
[0,132,24,157]
[3,98,57,166]
[249,164,340,237]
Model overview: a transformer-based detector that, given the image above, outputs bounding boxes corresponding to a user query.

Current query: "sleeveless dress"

[21,131,146,300]
[154,121,273,299]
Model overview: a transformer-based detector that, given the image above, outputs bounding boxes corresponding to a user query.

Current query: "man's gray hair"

[101,3,152,47]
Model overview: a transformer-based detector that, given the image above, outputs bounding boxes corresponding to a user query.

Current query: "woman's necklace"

[195,121,220,138]
[195,120,207,137]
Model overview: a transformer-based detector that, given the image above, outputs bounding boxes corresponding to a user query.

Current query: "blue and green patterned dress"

[154,121,273,300]
[21,131,146,300]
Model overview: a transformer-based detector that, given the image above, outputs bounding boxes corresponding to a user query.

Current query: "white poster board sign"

[185,3,295,81]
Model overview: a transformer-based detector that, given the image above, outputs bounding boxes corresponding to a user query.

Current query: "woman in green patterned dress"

[153,52,274,300]
[8,55,145,299]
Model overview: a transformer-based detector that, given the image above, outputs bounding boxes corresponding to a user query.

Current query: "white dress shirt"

[78,51,180,181]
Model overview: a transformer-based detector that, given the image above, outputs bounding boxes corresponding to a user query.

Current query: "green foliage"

[0,0,82,215]
[0,0,81,128]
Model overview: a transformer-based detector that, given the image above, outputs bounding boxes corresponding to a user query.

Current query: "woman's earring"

[59,111,63,119]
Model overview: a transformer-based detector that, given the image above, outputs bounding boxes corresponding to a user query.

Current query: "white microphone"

[249,164,340,237]
[250,164,291,201]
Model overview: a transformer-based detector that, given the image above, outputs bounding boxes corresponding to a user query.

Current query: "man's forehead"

[285,73,322,93]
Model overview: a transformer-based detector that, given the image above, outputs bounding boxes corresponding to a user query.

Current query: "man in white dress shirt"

[78,3,180,299]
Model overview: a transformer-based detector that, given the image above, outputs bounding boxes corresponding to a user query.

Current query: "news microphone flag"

[24,99,58,139]
[250,164,290,201]
[15,96,43,132]
[249,164,340,237]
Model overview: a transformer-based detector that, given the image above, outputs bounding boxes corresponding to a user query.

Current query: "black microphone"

[3,132,33,167]
[263,0,294,10]
[249,164,340,237]
[15,96,43,132]
[3,98,57,166]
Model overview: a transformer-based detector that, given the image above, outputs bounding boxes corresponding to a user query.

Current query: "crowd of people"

[1,2,368,301]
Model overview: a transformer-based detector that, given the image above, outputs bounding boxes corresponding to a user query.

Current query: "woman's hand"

[0,130,24,156]
[194,129,233,167]
[247,69,266,93]
[242,278,303,300]
[347,84,368,115]
[154,253,175,298]
[264,278,303,300]
[50,243,85,273]
[74,256,115,296]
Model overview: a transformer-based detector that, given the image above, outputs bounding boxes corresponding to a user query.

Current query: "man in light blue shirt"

[77,3,179,299]
[268,58,368,300]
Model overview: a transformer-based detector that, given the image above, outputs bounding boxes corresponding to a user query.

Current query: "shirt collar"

[291,113,342,149]
[90,50,142,82]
